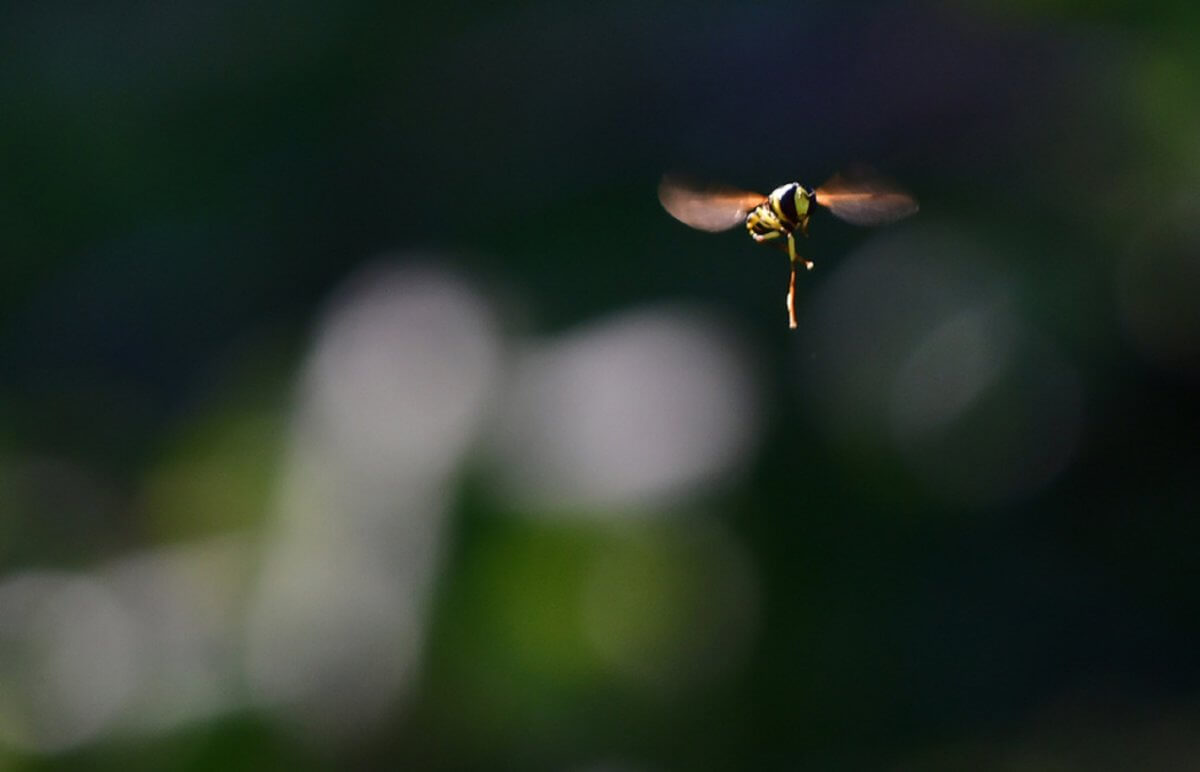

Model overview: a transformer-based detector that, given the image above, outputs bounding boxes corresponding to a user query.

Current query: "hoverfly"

[658,169,918,329]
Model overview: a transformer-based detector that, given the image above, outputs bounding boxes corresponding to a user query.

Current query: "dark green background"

[3,1,1200,769]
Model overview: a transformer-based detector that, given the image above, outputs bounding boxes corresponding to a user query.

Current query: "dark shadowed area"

[2,1,1200,769]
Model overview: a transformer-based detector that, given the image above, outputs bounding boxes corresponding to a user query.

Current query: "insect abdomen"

[747,207,776,235]
[745,203,783,242]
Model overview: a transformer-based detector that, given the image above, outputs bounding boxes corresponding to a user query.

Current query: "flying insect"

[658,170,918,329]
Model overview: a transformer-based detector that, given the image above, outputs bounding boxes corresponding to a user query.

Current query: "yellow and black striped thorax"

[745,182,813,238]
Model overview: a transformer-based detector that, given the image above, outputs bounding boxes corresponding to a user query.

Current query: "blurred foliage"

[2,0,1200,769]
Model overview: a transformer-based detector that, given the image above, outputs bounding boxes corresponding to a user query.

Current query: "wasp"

[658,170,918,329]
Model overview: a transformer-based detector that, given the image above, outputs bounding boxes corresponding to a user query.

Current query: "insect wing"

[814,170,918,226]
[658,175,766,232]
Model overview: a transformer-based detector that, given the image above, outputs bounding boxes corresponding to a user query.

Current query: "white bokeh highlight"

[245,259,502,742]
[0,537,255,754]
[488,305,761,515]
[302,261,502,483]
[0,572,136,753]
[102,536,249,735]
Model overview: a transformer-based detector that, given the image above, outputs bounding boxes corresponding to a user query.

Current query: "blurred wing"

[658,175,765,232]
[814,170,918,226]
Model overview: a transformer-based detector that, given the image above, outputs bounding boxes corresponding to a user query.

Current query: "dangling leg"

[785,232,812,330]
[787,260,797,329]
[785,231,814,272]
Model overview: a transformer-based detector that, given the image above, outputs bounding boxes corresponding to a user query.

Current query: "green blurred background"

[3,1,1200,769]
